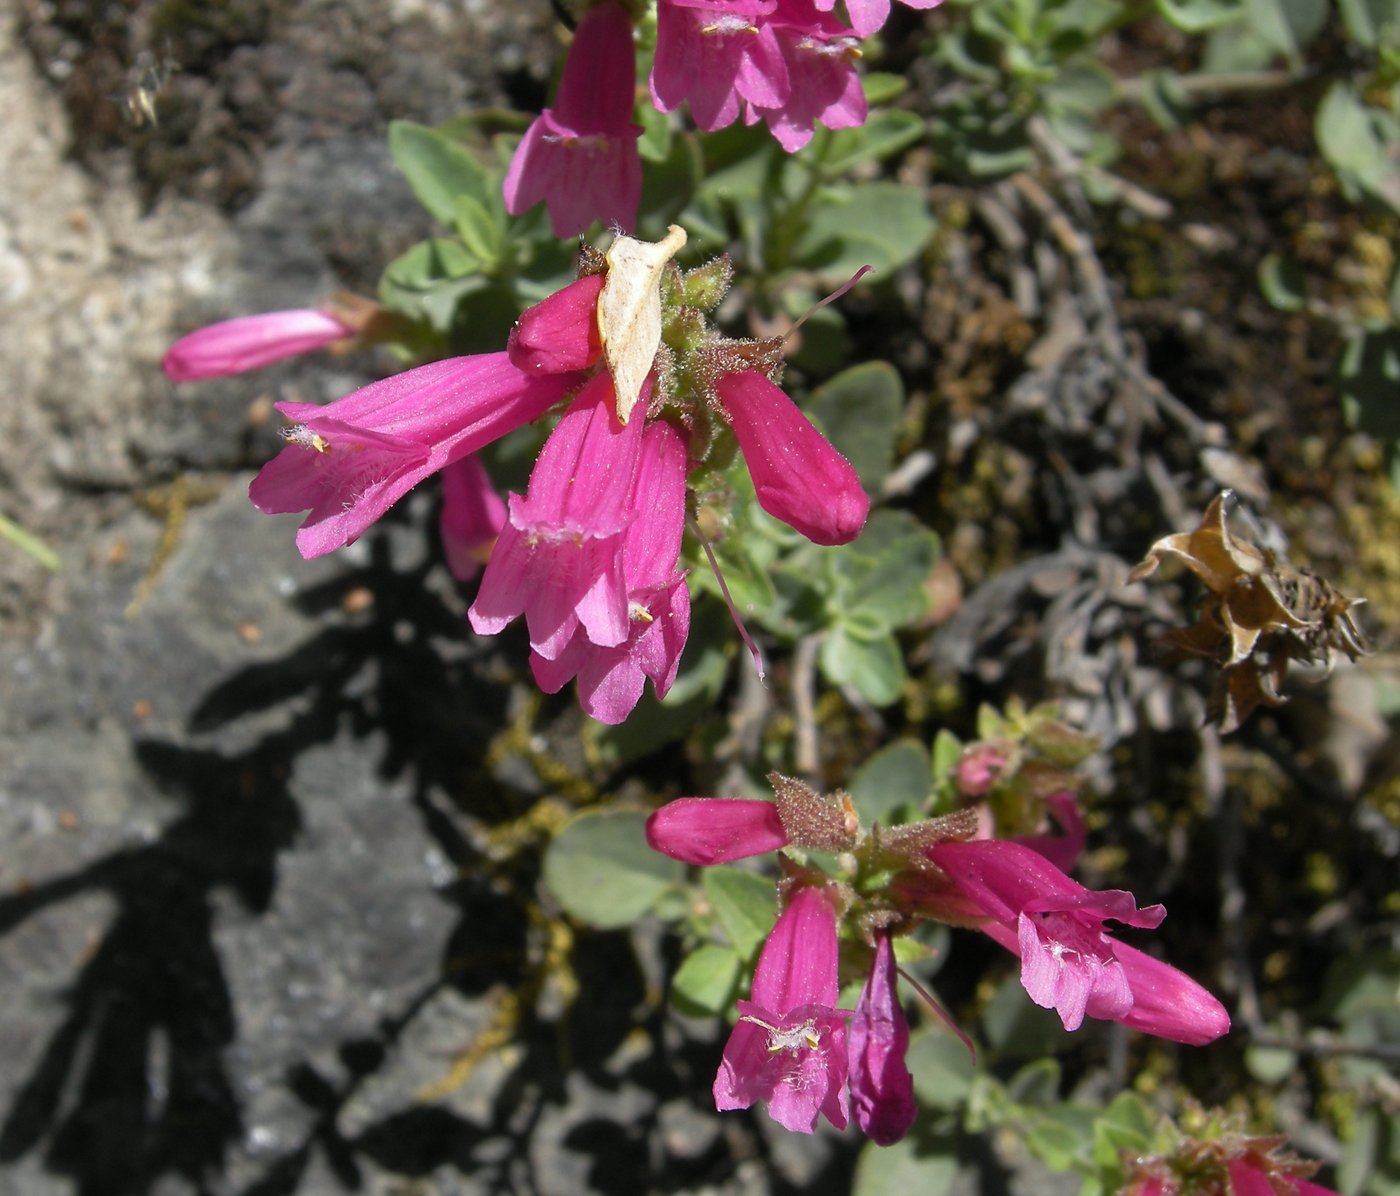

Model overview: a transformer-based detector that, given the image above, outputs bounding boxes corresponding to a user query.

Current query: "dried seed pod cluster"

[1129,492,1369,732]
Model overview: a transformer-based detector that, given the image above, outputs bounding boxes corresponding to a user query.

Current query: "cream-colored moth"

[597,224,688,425]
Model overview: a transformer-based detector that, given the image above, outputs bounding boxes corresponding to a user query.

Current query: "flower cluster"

[1122,1107,1340,1196]
[168,227,868,723]
[646,772,1230,1142]
[504,3,643,237]
[506,0,944,233]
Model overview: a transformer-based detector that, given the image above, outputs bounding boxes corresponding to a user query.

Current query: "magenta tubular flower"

[529,420,691,722]
[508,274,606,376]
[469,372,646,660]
[439,454,506,583]
[929,839,1229,1044]
[646,797,790,864]
[1226,1159,1337,1196]
[651,0,789,132]
[714,370,868,545]
[848,932,916,1145]
[1104,939,1232,1046]
[811,0,944,38]
[250,353,579,559]
[503,3,643,237]
[746,0,866,152]
[163,309,354,381]
[714,886,850,1133]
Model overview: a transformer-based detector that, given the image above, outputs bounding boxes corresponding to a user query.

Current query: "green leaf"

[862,71,909,105]
[388,120,491,225]
[931,729,963,780]
[828,509,940,633]
[822,110,926,175]
[808,362,905,496]
[703,866,777,957]
[821,625,906,705]
[1246,1041,1300,1083]
[451,194,504,268]
[1317,84,1400,214]
[792,182,937,284]
[1340,327,1400,439]
[1244,0,1328,66]
[543,809,686,929]
[1156,0,1244,33]
[1337,0,1396,45]
[907,1028,977,1110]
[982,975,1068,1058]
[672,944,744,1015]
[853,1126,958,1196]
[1258,252,1308,312]
[976,702,1009,740]
[1005,1057,1062,1106]
[378,237,485,331]
[1027,1107,1095,1171]
[848,740,932,826]
[1136,69,1193,132]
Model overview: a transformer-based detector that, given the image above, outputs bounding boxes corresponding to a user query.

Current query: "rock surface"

[0,5,764,1193]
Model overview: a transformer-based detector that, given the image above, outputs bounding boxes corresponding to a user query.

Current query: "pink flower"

[468,372,646,660]
[651,0,789,132]
[163,309,354,381]
[530,420,691,722]
[1103,939,1232,1046]
[715,370,869,545]
[439,455,506,582]
[646,797,790,864]
[503,3,643,237]
[714,885,850,1133]
[811,0,944,39]
[1227,1158,1337,1196]
[508,274,606,376]
[848,932,916,1145]
[249,353,579,559]
[744,0,866,152]
[954,743,1008,798]
[929,839,1229,1044]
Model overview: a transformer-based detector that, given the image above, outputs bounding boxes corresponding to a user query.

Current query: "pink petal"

[503,3,642,236]
[1110,940,1231,1046]
[163,309,353,381]
[508,274,605,376]
[249,353,574,559]
[469,374,645,656]
[439,455,506,582]
[645,797,789,864]
[715,370,868,545]
[848,933,916,1144]
[750,885,840,1010]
